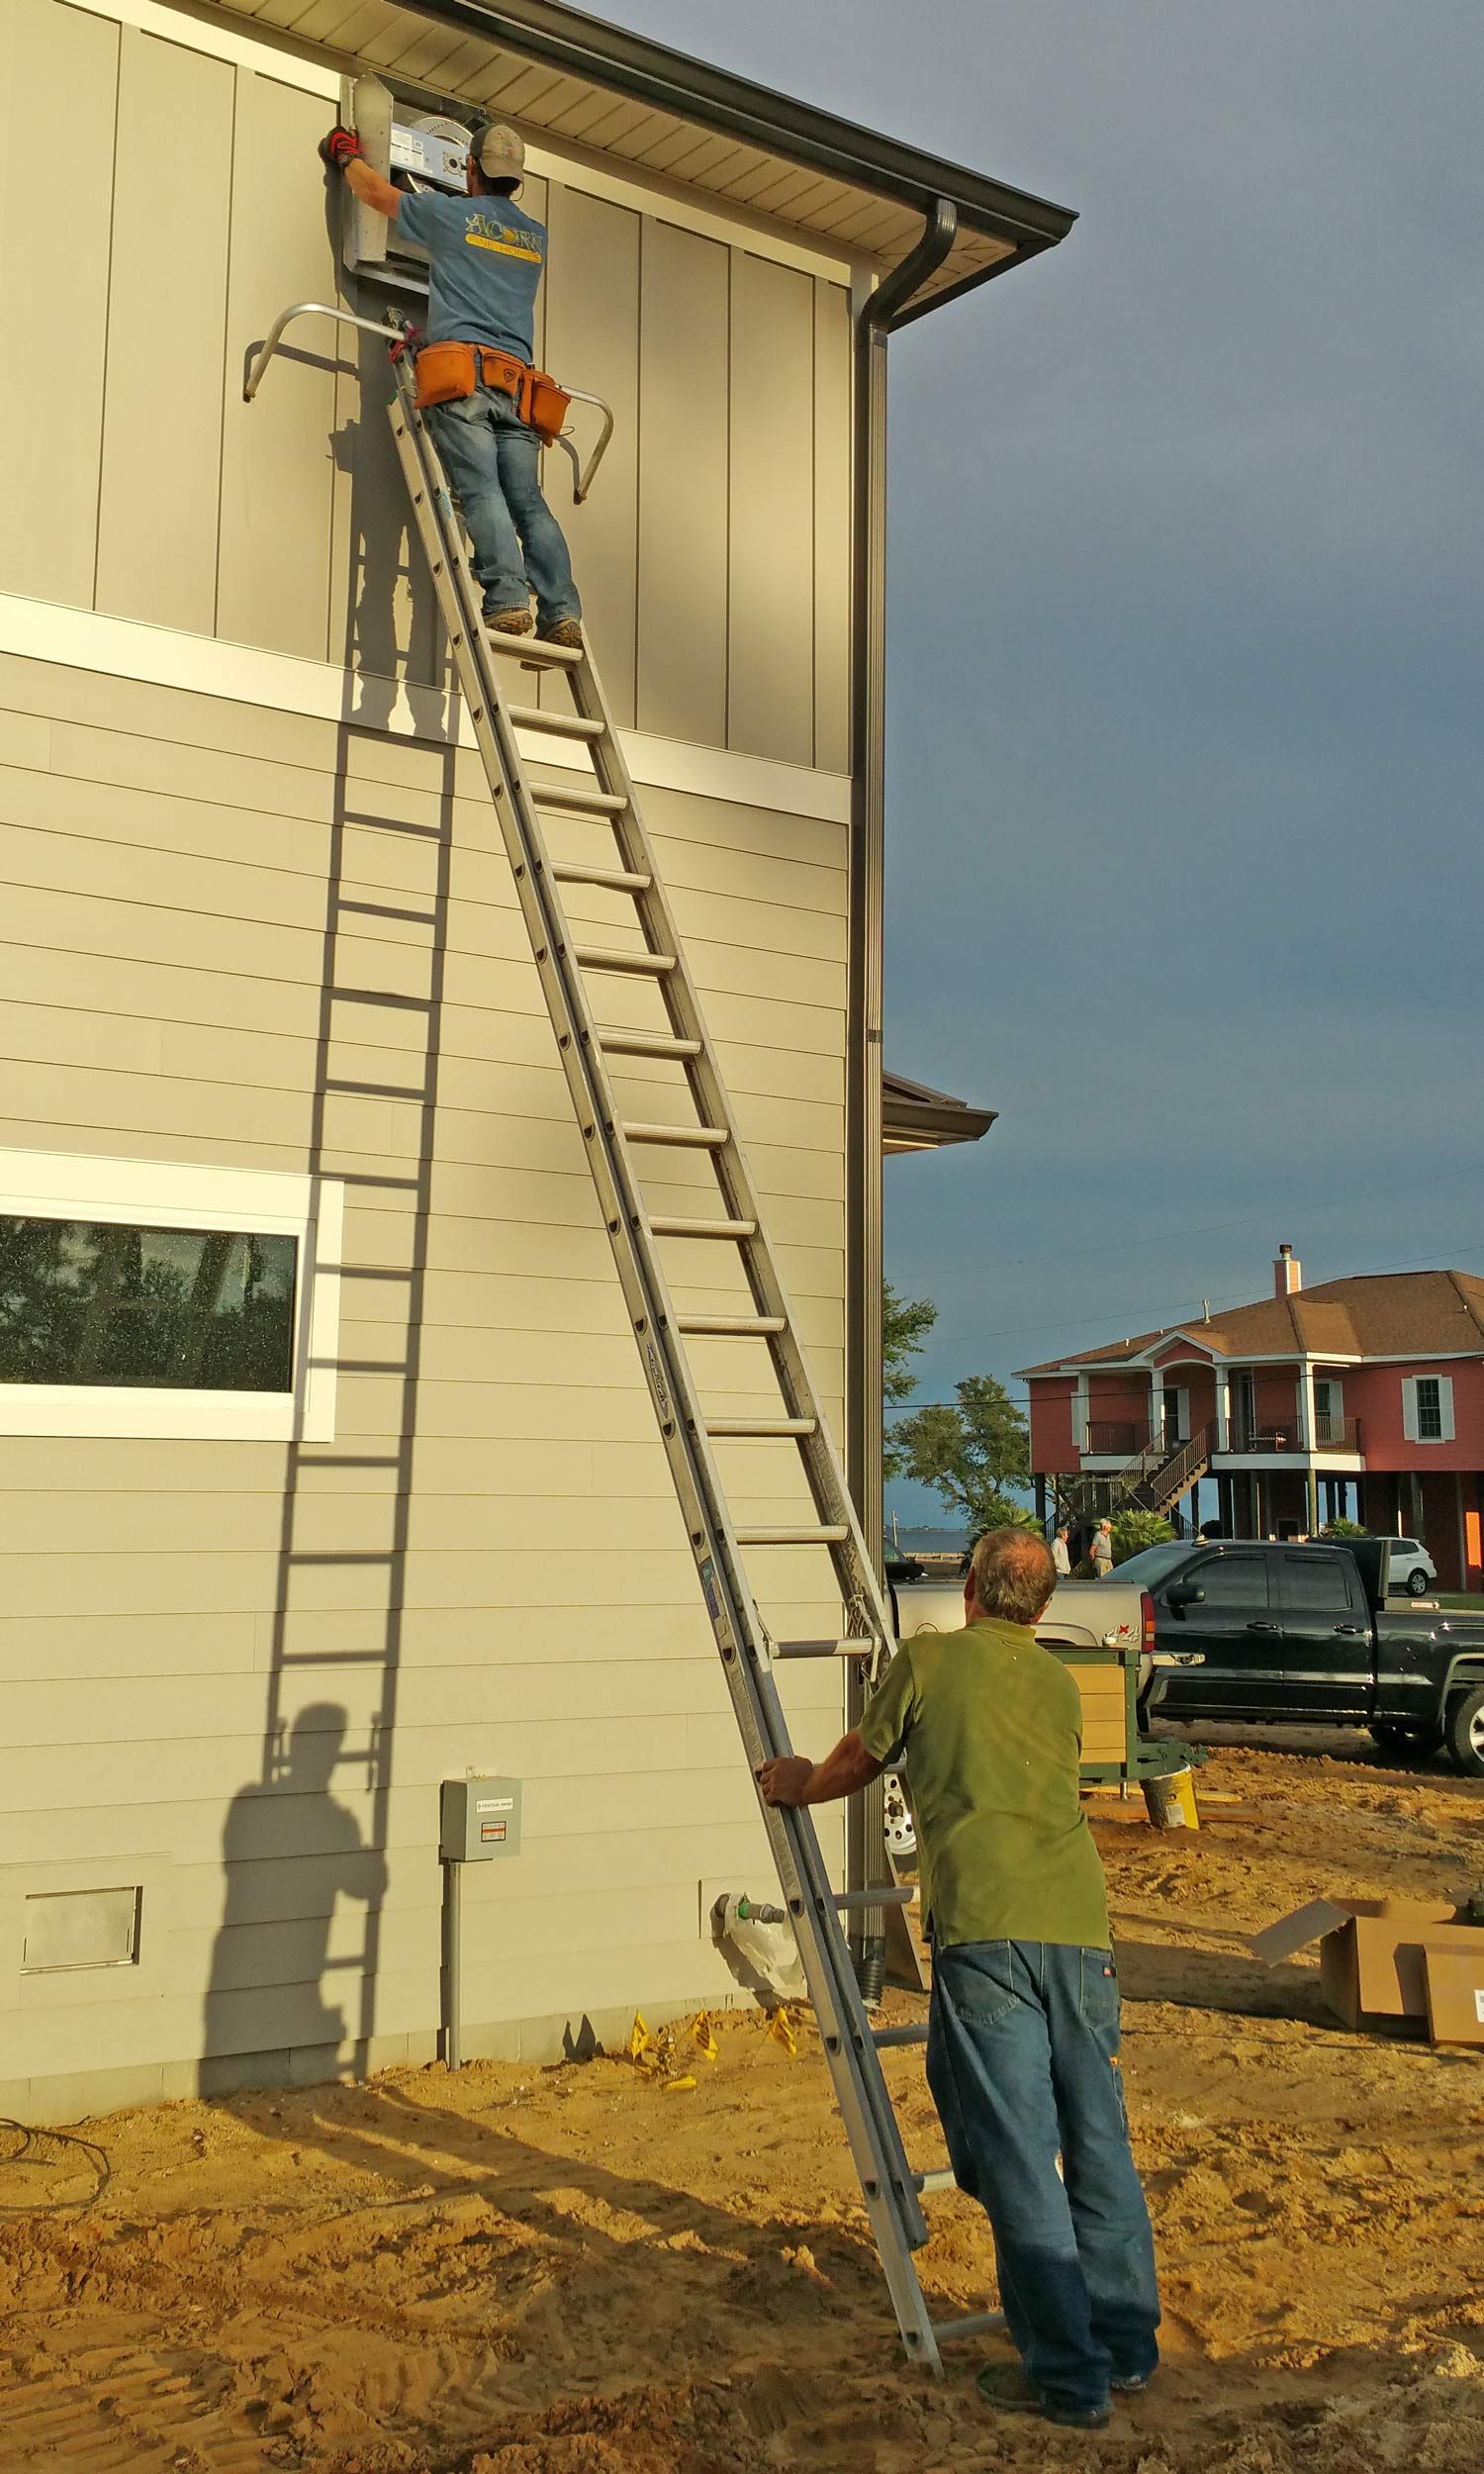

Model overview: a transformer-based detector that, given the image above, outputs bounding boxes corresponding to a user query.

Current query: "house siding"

[0,644,851,2111]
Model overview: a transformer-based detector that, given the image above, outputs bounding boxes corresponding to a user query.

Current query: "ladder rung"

[913,2169,958,2196]
[833,1888,915,1911]
[334,897,438,927]
[649,1214,756,1240]
[774,1637,877,1660]
[932,2312,1006,2344]
[872,2023,929,2048]
[552,862,652,895]
[600,1029,701,1061]
[573,945,676,977]
[621,1119,727,1148]
[705,1415,816,1438]
[733,1524,848,1547]
[677,1313,786,1336]
[531,784,628,816]
[509,704,604,741]
[481,632,583,667]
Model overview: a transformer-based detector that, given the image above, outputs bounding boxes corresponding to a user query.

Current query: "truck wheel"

[1445,1687,1484,1777]
[1407,1568,1431,1597]
[1369,1720,1443,1760]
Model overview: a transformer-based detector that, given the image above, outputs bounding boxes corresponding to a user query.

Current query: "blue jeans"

[928,1941,1160,2416]
[425,381,581,629]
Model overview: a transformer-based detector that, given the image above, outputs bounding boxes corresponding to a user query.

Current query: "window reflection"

[0,1218,298,1392]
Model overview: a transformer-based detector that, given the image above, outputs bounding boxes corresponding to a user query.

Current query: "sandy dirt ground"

[5,1727,1484,2473]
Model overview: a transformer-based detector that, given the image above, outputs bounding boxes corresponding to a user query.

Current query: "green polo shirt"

[859,1618,1109,1951]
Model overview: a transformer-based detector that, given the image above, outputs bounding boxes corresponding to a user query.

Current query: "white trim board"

[0,1148,342,1443]
[67,0,857,283]
[0,594,851,827]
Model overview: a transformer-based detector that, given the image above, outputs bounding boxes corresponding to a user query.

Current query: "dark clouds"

[584,2,1484,1520]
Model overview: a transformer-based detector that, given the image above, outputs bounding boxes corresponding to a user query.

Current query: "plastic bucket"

[1142,1765,1200,1831]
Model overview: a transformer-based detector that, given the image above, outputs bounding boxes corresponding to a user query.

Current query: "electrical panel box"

[340,72,474,292]
[440,1775,522,1862]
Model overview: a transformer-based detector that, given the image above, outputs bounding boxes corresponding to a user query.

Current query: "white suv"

[1389,1538,1438,1597]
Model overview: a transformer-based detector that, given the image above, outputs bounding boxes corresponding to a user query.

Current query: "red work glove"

[319,126,365,171]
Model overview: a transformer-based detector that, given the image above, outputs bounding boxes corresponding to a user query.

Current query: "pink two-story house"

[1019,1250,1484,1589]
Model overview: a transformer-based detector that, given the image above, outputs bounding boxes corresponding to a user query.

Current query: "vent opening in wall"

[22,1886,142,1974]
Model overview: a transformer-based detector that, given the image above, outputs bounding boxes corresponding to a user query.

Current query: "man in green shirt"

[758,1527,1159,2431]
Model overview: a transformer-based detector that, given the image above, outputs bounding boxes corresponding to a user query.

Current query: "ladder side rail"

[387,382,934,2312]
[567,647,900,1676]
[389,374,787,1738]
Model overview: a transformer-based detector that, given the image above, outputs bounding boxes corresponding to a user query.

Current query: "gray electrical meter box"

[440,1775,522,1862]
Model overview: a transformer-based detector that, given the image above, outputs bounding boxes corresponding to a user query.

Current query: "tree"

[1320,1518,1368,1540]
[893,1372,1033,1537]
[1111,1509,1174,1565]
[882,1281,936,1480]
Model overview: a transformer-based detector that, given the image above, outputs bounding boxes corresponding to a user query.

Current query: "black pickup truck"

[1120,1537,1484,1773]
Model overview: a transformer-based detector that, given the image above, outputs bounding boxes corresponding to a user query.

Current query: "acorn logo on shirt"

[464,210,542,265]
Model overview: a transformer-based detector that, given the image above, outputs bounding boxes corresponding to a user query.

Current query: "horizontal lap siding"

[0,650,847,2088]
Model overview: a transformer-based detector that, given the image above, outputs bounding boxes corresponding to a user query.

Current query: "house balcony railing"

[1083,1414,1365,1459]
[1083,1420,1152,1456]
[1226,1416,1364,1455]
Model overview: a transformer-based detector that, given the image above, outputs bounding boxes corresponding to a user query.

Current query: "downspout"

[844,200,958,1943]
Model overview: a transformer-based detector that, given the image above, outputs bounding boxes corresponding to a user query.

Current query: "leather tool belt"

[414,340,571,441]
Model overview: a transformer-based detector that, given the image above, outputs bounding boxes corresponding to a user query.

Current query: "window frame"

[0,1149,341,1440]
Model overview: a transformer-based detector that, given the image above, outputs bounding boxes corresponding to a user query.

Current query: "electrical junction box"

[340,72,474,292]
[440,1775,522,1862]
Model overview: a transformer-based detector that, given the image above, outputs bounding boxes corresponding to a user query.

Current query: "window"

[0,1151,341,1440]
[1313,1378,1345,1444]
[1279,1556,1353,1615]
[1402,1374,1454,1446]
[0,1221,296,1391]
[1189,1553,1269,1608]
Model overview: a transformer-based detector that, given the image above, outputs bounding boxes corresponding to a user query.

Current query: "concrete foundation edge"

[0,1993,749,2126]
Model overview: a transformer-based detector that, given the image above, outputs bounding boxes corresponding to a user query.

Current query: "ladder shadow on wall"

[201,501,458,2090]
[331,330,454,737]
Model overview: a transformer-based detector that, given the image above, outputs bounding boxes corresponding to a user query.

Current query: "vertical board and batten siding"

[0,648,850,2101]
[0,0,120,611]
[0,0,852,775]
[94,28,234,635]
[728,252,816,767]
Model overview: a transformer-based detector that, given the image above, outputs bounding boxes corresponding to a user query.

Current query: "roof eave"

[387,0,1077,260]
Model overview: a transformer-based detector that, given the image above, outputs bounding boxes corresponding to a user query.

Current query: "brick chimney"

[1274,1243,1302,1297]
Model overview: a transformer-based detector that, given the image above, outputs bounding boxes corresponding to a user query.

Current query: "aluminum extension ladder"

[245,306,993,2372]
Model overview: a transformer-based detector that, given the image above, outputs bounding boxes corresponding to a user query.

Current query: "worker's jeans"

[927,1940,1160,2416]
[425,382,581,629]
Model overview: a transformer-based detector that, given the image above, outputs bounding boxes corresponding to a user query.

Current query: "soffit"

[201,0,1071,305]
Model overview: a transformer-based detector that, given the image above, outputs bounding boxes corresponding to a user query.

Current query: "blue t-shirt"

[396,191,546,359]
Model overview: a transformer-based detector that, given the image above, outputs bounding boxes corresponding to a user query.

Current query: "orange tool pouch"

[414,341,570,442]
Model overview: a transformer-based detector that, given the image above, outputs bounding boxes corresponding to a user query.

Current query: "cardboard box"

[1251,1896,1484,2038]
[1424,1944,1484,2047]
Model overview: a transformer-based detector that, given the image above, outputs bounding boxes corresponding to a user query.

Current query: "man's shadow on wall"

[203,1705,387,2095]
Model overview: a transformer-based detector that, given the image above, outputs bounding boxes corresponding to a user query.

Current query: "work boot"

[974,2362,1111,2431]
[487,608,534,636]
[539,618,584,648]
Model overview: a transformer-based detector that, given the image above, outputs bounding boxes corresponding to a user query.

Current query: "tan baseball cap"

[475,122,525,181]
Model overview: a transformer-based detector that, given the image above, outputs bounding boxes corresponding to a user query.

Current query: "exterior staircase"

[1058,1421,1214,1527]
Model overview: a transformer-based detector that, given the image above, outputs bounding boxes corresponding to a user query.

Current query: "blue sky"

[582,1,1484,1526]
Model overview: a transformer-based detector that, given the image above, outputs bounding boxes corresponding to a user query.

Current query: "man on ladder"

[322,118,584,647]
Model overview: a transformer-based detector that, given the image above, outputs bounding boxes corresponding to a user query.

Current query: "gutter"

[842,196,1066,1937]
[378,0,1076,253]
